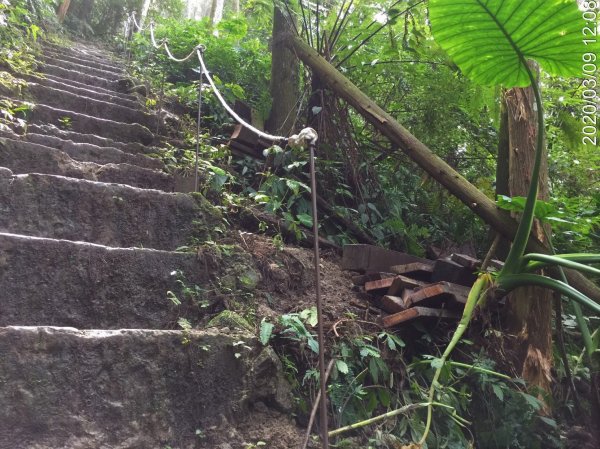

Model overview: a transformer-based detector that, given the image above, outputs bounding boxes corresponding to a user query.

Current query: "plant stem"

[418,274,492,445]
[327,402,453,437]
[541,228,595,357]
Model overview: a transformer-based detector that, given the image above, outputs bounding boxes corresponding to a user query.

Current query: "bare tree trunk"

[283,33,600,302]
[266,7,300,136]
[210,0,225,25]
[57,0,71,23]
[503,73,553,398]
[139,0,152,28]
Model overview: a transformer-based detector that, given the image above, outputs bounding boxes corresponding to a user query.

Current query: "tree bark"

[139,0,152,28]
[284,33,600,303]
[266,7,300,136]
[56,0,71,23]
[503,80,553,395]
[210,0,225,25]
[495,94,510,260]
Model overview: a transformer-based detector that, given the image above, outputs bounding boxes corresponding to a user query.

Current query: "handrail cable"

[125,15,328,447]
[195,49,287,144]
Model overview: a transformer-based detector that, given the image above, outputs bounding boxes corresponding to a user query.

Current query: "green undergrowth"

[118,4,599,448]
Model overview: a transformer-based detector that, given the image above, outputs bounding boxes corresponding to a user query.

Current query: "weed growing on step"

[0,98,29,132]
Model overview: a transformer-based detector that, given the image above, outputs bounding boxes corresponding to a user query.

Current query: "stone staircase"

[0,42,296,449]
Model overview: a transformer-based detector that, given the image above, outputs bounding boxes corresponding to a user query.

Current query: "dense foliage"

[2,0,598,448]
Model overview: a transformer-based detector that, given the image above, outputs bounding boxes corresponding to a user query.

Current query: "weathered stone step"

[42,72,138,102]
[24,132,163,169]
[0,326,293,449]
[0,173,209,249]
[27,123,151,155]
[42,55,125,81]
[43,48,126,74]
[42,42,122,67]
[23,82,156,128]
[27,74,140,109]
[0,138,171,190]
[40,62,120,90]
[0,233,209,328]
[18,100,154,144]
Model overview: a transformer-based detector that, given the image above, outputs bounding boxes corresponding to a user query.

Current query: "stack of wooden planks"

[343,244,502,328]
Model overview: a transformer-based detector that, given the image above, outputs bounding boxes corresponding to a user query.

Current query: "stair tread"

[0,172,206,249]
[0,325,291,449]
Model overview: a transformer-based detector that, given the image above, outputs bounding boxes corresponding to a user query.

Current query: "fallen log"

[284,33,600,304]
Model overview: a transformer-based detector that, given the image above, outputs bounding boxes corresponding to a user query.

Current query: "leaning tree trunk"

[503,74,553,398]
[283,33,600,304]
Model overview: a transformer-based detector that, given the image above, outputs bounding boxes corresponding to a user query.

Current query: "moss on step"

[207,310,253,332]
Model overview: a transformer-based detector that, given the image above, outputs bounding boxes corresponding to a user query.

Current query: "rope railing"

[124,13,328,447]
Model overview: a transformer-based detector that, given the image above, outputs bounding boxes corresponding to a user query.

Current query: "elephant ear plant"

[326,0,600,443]
[414,0,600,445]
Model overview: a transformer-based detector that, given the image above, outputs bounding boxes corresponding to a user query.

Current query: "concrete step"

[0,137,171,190]
[24,133,163,170]
[39,62,121,90]
[0,233,213,328]
[0,326,293,449]
[42,73,138,102]
[27,74,141,109]
[0,173,211,249]
[24,82,156,128]
[43,48,126,74]
[43,42,124,66]
[26,123,152,155]
[20,100,154,144]
[42,55,125,81]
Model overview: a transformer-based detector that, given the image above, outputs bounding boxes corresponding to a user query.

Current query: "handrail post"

[308,133,329,449]
[194,47,204,193]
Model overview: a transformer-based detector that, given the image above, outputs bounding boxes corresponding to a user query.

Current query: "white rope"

[130,12,148,32]
[149,20,165,49]
[147,22,198,62]
[165,42,199,63]
[130,12,304,144]
[196,49,288,143]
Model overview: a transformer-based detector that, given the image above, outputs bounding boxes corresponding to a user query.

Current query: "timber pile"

[343,244,503,328]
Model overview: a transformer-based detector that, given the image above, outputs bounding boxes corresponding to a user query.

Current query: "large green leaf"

[429,0,588,86]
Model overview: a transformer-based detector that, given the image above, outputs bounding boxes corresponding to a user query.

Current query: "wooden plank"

[451,253,481,270]
[431,258,477,286]
[404,281,470,309]
[364,277,395,294]
[389,262,434,281]
[450,253,505,272]
[380,295,406,313]
[351,272,395,286]
[383,306,460,327]
[388,275,426,296]
[342,244,431,273]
